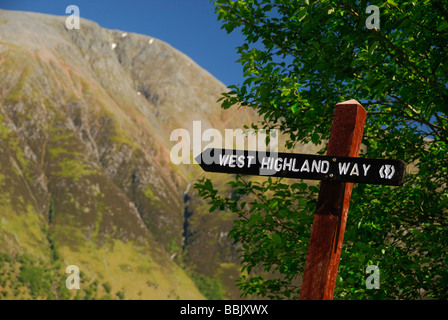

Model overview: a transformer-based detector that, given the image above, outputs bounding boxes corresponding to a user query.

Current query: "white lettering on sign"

[274,158,282,171]
[198,148,405,185]
[301,160,310,172]
[339,162,351,175]
[215,154,396,180]
[237,155,245,168]
[321,161,330,174]
[339,162,372,177]
[219,154,230,166]
[261,156,270,169]
[229,155,237,168]
[363,164,371,176]
[247,155,255,168]
[221,155,331,174]
[379,165,395,179]
[283,158,295,171]
[350,163,359,176]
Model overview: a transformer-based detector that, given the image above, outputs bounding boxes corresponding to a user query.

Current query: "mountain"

[0,9,260,299]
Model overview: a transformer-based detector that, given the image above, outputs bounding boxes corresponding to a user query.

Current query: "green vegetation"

[2,50,31,104]
[47,123,98,182]
[0,254,66,299]
[18,260,52,298]
[0,253,132,300]
[196,0,448,299]
[54,159,98,181]
[142,186,157,203]
[102,281,112,294]
[190,272,224,300]
[115,289,125,300]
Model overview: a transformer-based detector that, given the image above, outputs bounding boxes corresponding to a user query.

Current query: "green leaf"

[272,233,282,245]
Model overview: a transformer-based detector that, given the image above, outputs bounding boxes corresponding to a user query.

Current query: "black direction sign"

[195,148,406,186]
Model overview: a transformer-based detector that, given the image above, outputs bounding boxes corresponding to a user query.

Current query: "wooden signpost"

[195,99,406,300]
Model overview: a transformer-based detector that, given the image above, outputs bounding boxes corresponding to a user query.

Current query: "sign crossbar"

[196,148,405,186]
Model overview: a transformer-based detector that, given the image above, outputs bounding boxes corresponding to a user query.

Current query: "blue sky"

[0,0,245,87]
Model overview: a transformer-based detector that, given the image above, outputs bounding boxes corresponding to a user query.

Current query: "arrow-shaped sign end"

[194,148,218,171]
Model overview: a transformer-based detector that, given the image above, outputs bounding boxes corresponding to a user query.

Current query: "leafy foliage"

[196,176,318,298]
[190,271,224,300]
[0,253,119,300]
[196,0,448,299]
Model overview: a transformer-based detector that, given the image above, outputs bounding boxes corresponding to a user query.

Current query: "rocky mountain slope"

[0,9,261,299]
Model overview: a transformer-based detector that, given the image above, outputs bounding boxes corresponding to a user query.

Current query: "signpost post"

[299,99,367,300]
[195,99,405,300]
